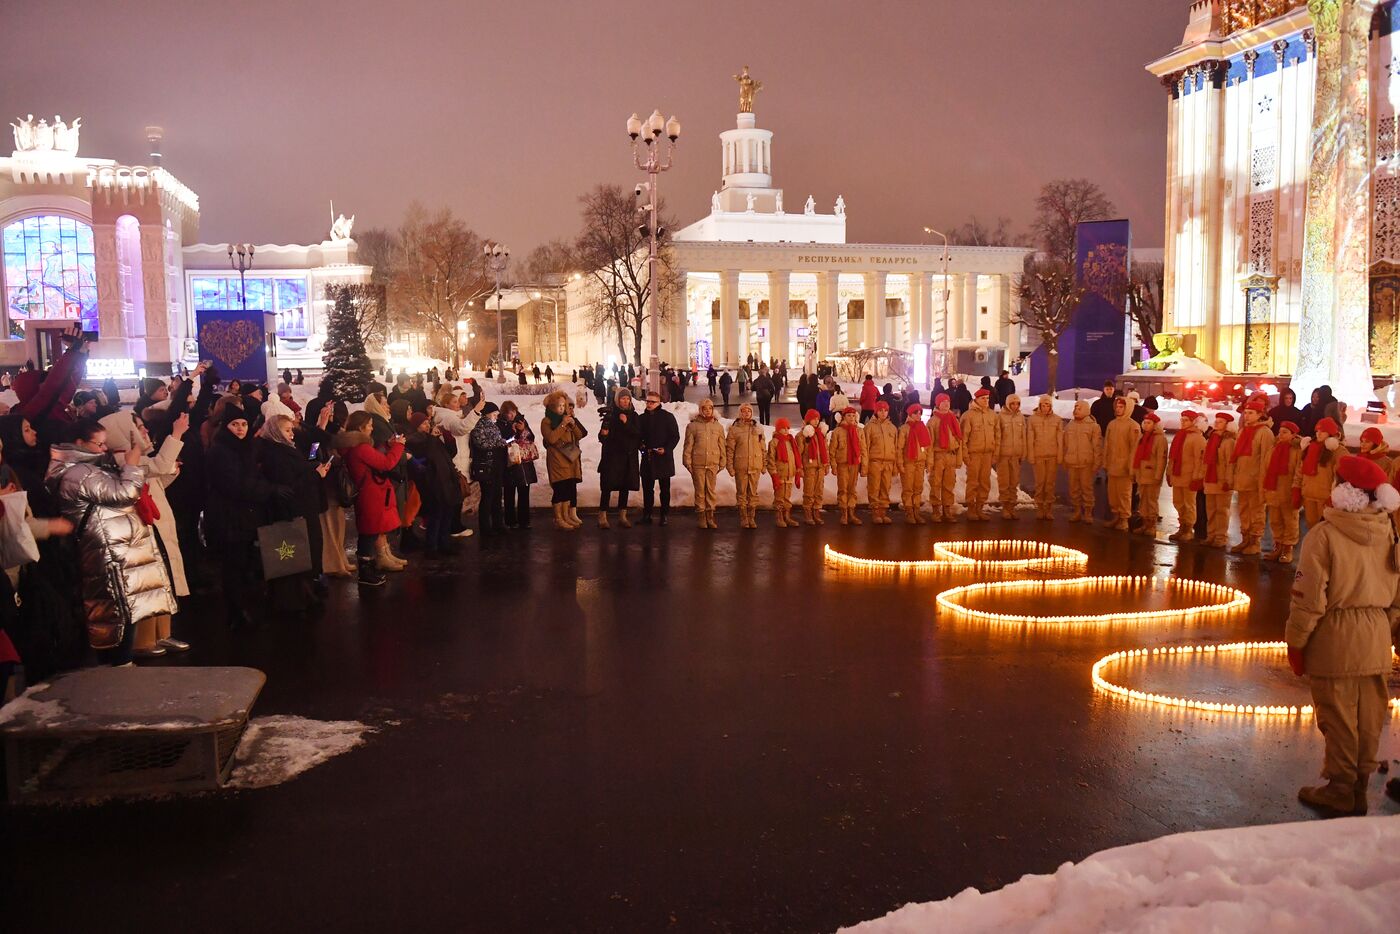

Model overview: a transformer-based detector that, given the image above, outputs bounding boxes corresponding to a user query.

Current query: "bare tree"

[389,203,494,367]
[352,227,397,289]
[1010,259,1086,393]
[1032,179,1115,267]
[947,215,1028,247]
[571,184,678,365]
[522,238,576,284]
[1126,261,1165,355]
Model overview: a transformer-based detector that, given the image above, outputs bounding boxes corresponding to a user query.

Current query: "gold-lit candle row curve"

[935,575,1251,628]
[1092,642,1400,718]
[823,541,1089,578]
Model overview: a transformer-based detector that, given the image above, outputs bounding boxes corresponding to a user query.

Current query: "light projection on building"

[2,215,99,336]
[191,274,311,341]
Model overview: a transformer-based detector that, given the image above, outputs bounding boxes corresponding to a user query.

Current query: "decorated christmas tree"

[321,283,381,401]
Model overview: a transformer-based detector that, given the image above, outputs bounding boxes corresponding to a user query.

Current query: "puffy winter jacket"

[1028,411,1063,461]
[895,422,932,468]
[343,431,407,535]
[683,418,727,471]
[864,416,898,462]
[1229,420,1276,492]
[98,411,189,598]
[1286,507,1400,676]
[798,422,830,471]
[45,446,176,649]
[1062,417,1101,469]
[1132,431,1167,485]
[1294,438,1340,502]
[541,412,588,483]
[1202,430,1236,494]
[996,410,1028,458]
[726,419,766,474]
[1103,413,1142,478]
[828,422,867,470]
[766,435,800,481]
[960,405,1000,455]
[1167,428,1206,487]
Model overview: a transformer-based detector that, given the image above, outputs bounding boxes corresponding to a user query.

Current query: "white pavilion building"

[564,103,1032,375]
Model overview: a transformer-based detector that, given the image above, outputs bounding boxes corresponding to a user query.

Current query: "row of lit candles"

[935,575,1251,628]
[823,541,1089,578]
[1092,642,1400,718]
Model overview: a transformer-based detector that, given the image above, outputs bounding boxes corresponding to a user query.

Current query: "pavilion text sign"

[796,255,919,266]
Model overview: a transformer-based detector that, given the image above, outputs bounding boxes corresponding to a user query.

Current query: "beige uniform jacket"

[1062,418,1101,469]
[996,411,1028,458]
[1293,441,1340,502]
[1132,432,1167,485]
[1103,414,1142,478]
[1202,432,1235,494]
[960,406,1000,455]
[726,420,766,474]
[682,418,727,472]
[1166,430,1206,487]
[864,418,898,462]
[896,423,932,468]
[827,423,868,472]
[1229,422,1276,491]
[1028,412,1062,460]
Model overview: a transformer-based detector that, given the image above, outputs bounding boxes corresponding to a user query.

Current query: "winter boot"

[1002,506,1015,519]
[358,563,386,587]
[839,507,849,525]
[1112,517,1130,531]
[1276,544,1295,564]
[1137,520,1157,538]
[749,508,759,529]
[1298,781,1355,817]
[597,511,611,530]
[1169,529,1193,543]
[1239,537,1261,556]
[813,506,825,525]
[1069,508,1082,523]
[567,506,583,528]
[1229,538,1250,554]
[553,503,572,530]
[639,510,653,525]
[805,506,819,526]
[849,506,862,526]
[618,509,632,528]
[375,539,406,572]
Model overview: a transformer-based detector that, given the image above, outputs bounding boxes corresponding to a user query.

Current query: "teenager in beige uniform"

[863,400,898,524]
[828,407,867,525]
[1286,455,1400,818]
[682,398,726,529]
[1102,396,1142,530]
[798,409,830,525]
[1294,416,1342,528]
[1167,411,1206,542]
[927,393,963,523]
[896,402,932,523]
[1131,410,1167,536]
[1027,394,1062,519]
[765,418,801,528]
[1262,419,1302,563]
[960,388,999,521]
[1228,396,1275,555]
[994,394,1027,519]
[726,403,766,529]
[1200,413,1236,547]
[1062,400,1102,523]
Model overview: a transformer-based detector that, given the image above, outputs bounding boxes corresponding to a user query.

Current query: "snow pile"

[226,714,373,790]
[841,817,1400,933]
[0,685,67,727]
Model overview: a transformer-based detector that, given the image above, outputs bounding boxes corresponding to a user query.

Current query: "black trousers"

[599,487,629,511]
[504,483,531,527]
[478,481,505,533]
[757,397,772,425]
[643,476,671,515]
[551,479,579,505]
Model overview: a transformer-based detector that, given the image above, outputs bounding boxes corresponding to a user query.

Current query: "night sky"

[1,0,1185,252]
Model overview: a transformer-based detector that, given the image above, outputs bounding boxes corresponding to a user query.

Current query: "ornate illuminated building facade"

[1148,1,1400,405]
[565,86,1032,373]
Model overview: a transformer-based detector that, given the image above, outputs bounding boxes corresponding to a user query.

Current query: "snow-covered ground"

[226,714,373,790]
[842,816,1400,933]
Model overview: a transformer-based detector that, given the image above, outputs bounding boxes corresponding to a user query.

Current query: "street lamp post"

[485,243,510,382]
[531,289,563,364]
[628,108,681,396]
[922,227,951,382]
[227,243,256,312]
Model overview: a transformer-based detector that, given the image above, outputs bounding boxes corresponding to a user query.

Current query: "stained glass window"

[190,273,312,339]
[2,215,99,336]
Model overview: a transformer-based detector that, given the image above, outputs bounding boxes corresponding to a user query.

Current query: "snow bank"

[226,714,373,790]
[841,816,1400,933]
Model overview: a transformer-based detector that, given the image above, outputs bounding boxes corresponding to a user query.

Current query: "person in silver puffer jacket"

[45,419,177,656]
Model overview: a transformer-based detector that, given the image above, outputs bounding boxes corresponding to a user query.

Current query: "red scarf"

[904,418,932,460]
[1264,440,1293,491]
[1231,423,1262,462]
[1301,438,1325,476]
[1169,428,1191,475]
[1133,430,1157,469]
[840,423,862,465]
[1203,433,1224,483]
[933,411,962,449]
[1361,447,1389,463]
[803,423,828,465]
[772,432,802,488]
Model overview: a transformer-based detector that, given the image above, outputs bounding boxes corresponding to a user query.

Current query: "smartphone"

[307,442,321,460]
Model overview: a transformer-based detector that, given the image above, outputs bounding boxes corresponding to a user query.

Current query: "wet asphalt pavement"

[4,507,1397,933]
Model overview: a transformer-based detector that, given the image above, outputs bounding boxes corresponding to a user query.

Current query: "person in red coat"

[341,410,406,586]
[858,375,879,424]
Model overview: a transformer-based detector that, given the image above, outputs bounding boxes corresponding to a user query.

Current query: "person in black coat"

[469,403,509,536]
[205,408,283,628]
[596,389,642,528]
[1089,381,1117,436]
[752,370,776,425]
[993,370,1017,409]
[638,390,680,525]
[254,413,328,609]
[1269,387,1304,436]
[406,412,464,555]
[950,379,973,415]
[502,414,538,529]
[718,370,734,408]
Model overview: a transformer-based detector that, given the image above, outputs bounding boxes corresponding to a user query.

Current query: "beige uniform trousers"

[773,477,794,509]
[1236,489,1266,540]
[1107,476,1132,520]
[690,467,718,513]
[1031,458,1057,508]
[802,466,826,509]
[1310,675,1390,784]
[900,463,926,512]
[1067,467,1095,514]
[1205,492,1231,542]
[1265,496,1300,547]
[964,453,993,506]
[1304,497,1327,528]
[1137,482,1163,524]
[1171,486,1197,534]
[996,457,1022,509]
[868,461,894,511]
[928,453,958,516]
[835,464,861,510]
[735,470,760,511]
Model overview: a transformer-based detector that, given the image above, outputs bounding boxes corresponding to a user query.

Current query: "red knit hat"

[774,417,791,430]
[1180,410,1198,423]
[1361,426,1384,446]
[1336,454,1388,491]
[804,408,821,422]
[906,403,923,415]
[1214,412,1234,423]
[1278,420,1300,435]
[1245,396,1267,412]
[1142,411,1161,423]
[1315,417,1341,436]
[974,388,991,398]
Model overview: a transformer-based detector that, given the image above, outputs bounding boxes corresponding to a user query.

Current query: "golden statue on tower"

[733,65,762,113]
